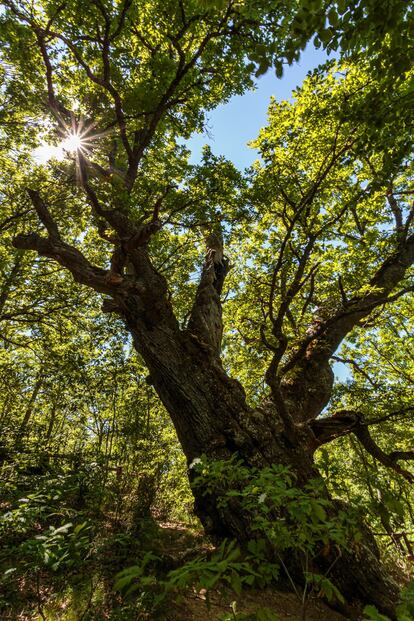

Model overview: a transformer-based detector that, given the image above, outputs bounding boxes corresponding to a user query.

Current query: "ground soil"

[164,587,351,621]
[156,523,353,621]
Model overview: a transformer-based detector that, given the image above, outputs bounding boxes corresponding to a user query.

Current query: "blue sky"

[187,45,331,169]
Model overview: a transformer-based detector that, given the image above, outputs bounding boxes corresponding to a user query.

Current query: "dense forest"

[0,1,413,619]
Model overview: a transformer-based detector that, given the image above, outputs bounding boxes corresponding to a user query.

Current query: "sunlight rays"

[32,115,112,168]
[61,132,83,152]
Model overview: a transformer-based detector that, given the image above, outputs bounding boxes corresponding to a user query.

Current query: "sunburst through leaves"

[32,116,110,169]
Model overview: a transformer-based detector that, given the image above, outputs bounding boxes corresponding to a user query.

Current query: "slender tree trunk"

[0,253,22,317]
[17,375,43,443]
[45,404,57,443]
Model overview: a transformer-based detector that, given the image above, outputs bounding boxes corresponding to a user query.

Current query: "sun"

[33,130,88,164]
[61,132,83,152]
[32,117,110,165]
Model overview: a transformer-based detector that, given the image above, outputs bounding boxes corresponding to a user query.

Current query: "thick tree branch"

[331,355,380,388]
[280,232,414,420]
[187,229,229,355]
[26,190,61,240]
[352,423,414,483]
[3,1,70,123]
[35,31,71,121]
[77,154,136,238]
[110,0,133,41]
[386,186,404,236]
[362,406,414,427]
[310,410,361,444]
[124,9,232,190]
[24,181,164,307]
[0,209,31,233]
[263,132,358,412]
[389,450,414,461]
[12,190,115,294]
[46,27,133,159]
[310,410,414,482]
[78,154,163,254]
[12,231,112,294]
[286,234,414,378]
[266,238,317,373]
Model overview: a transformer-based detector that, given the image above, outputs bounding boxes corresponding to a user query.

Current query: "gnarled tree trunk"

[5,3,414,617]
[110,237,399,618]
[125,320,398,618]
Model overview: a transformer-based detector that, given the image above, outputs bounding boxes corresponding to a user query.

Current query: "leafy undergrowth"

[131,523,350,621]
[0,521,349,621]
[2,516,414,620]
[1,460,412,621]
[167,583,348,621]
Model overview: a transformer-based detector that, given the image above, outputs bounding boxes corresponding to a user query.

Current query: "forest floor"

[155,522,350,621]
[1,520,372,620]
[166,586,349,621]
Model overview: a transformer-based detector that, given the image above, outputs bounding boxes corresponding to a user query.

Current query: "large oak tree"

[1,0,414,616]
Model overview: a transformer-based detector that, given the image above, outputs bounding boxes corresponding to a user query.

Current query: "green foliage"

[191,456,358,560]
[113,457,357,617]
[190,456,358,612]
[0,448,190,619]
[303,572,344,604]
[21,521,92,572]
[363,606,397,621]
[399,582,414,619]
[114,538,278,614]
